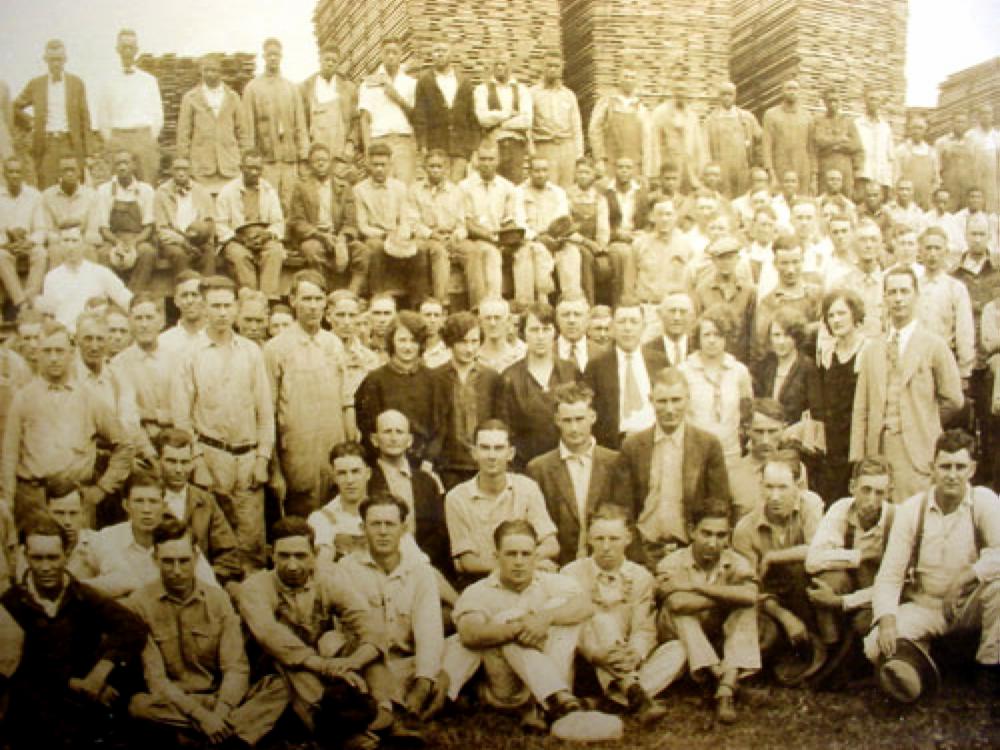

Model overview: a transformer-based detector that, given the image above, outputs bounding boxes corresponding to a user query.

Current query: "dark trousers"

[366,238,430,306]
[34,134,84,189]
[497,138,527,185]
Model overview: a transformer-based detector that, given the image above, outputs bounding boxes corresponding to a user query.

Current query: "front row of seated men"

[1,426,999,748]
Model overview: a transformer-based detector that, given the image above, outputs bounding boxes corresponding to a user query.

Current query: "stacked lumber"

[313,0,562,89]
[731,0,908,134]
[560,0,731,125]
[929,57,1000,140]
[136,52,257,148]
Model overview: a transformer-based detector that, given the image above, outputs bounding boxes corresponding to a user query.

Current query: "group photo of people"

[0,14,998,750]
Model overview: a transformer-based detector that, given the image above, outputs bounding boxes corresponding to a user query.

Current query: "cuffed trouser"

[0,245,46,304]
[464,241,503,307]
[196,444,266,571]
[261,162,298,214]
[416,239,457,303]
[580,610,686,702]
[160,241,216,277]
[224,239,285,298]
[97,233,157,292]
[513,241,578,303]
[864,580,1000,666]
[107,127,160,184]
[372,134,417,185]
[300,237,369,295]
[665,605,761,678]
[533,140,578,188]
[129,677,289,746]
[442,624,580,705]
[366,237,441,302]
[881,430,931,503]
[605,242,630,307]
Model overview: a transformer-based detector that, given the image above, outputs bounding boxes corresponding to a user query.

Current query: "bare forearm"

[458,620,519,649]
[696,583,758,607]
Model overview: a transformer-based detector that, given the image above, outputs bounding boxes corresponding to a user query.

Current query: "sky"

[0,0,997,107]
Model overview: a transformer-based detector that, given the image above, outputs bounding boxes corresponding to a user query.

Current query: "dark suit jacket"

[613,423,732,529]
[642,336,697,368]
[14,73,94,158]
[526,444,620,566]
[288,175,359,241]
[368,462,454,581]
[752,352,822,424]
[184,485,242,584]
[412,70,480,157]
[583,346,669,449]
[604,184,651,241]
[428,362,502,472]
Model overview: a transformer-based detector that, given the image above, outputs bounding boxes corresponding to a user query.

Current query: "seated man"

[288,142,368,295]
[624,199,693,306]
[84,470,218,599]
[237,517,385,750]
[215,151,285,299]
[0,156,47,307]
[0,514,147,750]
[515,156,582,302]
[733,451,825,681]
[442,520,589,731]
[94,149,157,292]
[565,158,613,305]
[562,507,682,723]
[126,516,287,747]
[865,430,1000,703]
[354,143,428,303]
[445,419,559,584]
[338,494,450,739]
[153,155,217,278]
[728,398,787,519]
[805,457,895,689]
[658,498,760,724]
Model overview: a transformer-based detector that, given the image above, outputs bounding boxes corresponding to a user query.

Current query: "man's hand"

[192,707,233,744]
[252,456,269,487]
[607,644,640,675]
[420,673,449,721]
[404,677,432,717]
[943,568,979,621]
[321,657,367,692]
[517,611,551,650]
[69,675,115,707]
[807,578,843,610]
[877,615,898,659]
[656,570,691,598]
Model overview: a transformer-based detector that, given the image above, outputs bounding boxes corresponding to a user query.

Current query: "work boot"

[625,682,667,726]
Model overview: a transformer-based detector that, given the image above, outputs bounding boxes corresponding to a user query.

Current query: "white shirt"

[42,259,133,331]
[202,83,225,117]
[314,74,339,105]
[887,319,917,359]
[358,65,416,138]
[46,76,68,133]
[615,346,654,435]
[158,324,207,362]
[97,67,164,138]
[174,190,197,231]
[164,487,187,520]
[613,180,641,233]
[434,69,458,108]
[0,184,45,245]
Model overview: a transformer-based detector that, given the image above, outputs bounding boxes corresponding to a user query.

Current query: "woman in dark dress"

[753,307,821,424]
[498,301,580,470]
[814,288,868,505]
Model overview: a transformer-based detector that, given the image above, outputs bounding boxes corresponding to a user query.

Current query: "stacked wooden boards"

[313,0,562,87]
[930,57,1000,139]
[560,0,731,124]
[731,0,908,133]
[136,52,257,148]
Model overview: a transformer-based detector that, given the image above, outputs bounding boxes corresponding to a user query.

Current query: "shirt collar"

[25,572,71,616]
[154,578,206,605]
[378,456,412,479]
[755,503,802,532]
[559,438,595,462]
[471,474,515,501]
[929,486,973,515]
[274,570,316,596]
[654,422,685,446]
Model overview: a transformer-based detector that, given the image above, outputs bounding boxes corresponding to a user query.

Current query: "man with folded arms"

[153,155,217,278]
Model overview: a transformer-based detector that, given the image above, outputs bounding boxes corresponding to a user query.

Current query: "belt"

[112,126,152,133]
[45,131,71,139]
[197,433,257,456]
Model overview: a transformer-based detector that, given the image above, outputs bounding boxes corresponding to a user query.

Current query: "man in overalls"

[300,43,358,167]
[566,157,611,305]
[95,150,157,292]
[588,68,652,181]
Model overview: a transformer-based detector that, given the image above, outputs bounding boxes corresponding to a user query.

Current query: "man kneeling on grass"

[562,506,684,724]
[442,519,591,732]
[657,498,760,723]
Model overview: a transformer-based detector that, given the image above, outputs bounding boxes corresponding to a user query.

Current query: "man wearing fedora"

[865,429,1000,702]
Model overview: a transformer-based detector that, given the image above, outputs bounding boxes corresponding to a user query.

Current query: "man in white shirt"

[529,54,584,189]
[854,89,894,200]
[555,295,596,372]
[474,52,533,185]
[864,430,1000,702]
[41,227,132,330]
[359,37,417,184]
[0,157,47,306]
[96,29,163,183]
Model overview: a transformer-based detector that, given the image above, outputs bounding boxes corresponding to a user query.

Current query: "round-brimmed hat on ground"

[773,630,828,686]
[550,710,624,743]
[878,638,940,703]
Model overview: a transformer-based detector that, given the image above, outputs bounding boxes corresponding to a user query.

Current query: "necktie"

[888,330,900,370]
[623,352,643,418]
[574,340,584,369]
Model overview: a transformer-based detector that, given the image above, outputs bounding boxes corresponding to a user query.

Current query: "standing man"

[242,38,309,212]
[96,29,163,183]
[530,53,584,189]
[265,270,353,518]
[153,155,217,278]
[588,67,652,180]
[650,82,707,192]
[300,43,359,166]
[809,86,861,197]
[474,52,533,185]
[966,104,999,214]
[13,39,94,189]
[171,275,275,572]
[761,80,813,195]
[94,150,157,292]
[703,81,761,199]
[851,266,964,502]
[604,156,650,305]
[894,116,940,211]
[935,113,975,213]
[359,37,418,184]
[413,40,479,183]
[854,89,895,200]
[0,157,47,306]
[176,53,250,195]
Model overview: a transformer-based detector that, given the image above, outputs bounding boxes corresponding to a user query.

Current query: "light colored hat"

[550,710,623,743]
[109,244,137,271]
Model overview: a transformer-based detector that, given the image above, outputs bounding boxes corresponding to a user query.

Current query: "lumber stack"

[929,56,1000,140]
[731,0,908,134]
[136,52,257,148]
[560,0,731,125]
[313,0,562,90]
